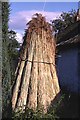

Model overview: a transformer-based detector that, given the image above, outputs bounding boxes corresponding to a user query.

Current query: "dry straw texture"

[12,13,60,113]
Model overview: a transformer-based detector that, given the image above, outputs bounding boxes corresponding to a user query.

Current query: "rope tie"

[19,58,56,66]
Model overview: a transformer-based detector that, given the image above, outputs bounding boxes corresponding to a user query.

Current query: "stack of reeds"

[12,13,60,113]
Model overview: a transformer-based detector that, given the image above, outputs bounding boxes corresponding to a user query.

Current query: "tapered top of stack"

[20,13,54,59]
[26,13,53,41]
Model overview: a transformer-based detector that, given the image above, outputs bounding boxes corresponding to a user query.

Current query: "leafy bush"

[12,94,65,120]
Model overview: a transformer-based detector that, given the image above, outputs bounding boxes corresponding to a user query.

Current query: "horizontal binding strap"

[19,58,56,66]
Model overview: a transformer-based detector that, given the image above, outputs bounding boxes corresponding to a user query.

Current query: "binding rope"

[19,58,56,66]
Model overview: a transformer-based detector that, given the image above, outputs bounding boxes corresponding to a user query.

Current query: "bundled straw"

[12,13,60,113]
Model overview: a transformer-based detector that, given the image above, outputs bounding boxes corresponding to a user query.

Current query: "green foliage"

[2,2,12,118]
[12,94,65,120]
[2,3,20,118]
[12,108,58,120]
[52,9,76,33]
[12,92,79,119]
[2,2,11,109]
[8,30,20,84]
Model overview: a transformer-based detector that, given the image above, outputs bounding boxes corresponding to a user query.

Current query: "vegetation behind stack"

[2,2,12,118]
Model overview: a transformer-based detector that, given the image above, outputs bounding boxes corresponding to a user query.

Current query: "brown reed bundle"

[12,13,60,113]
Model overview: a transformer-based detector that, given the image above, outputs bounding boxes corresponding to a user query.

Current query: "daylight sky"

[9,2,78,43]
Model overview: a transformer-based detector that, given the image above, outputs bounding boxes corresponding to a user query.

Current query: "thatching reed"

[12,13,60,113]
